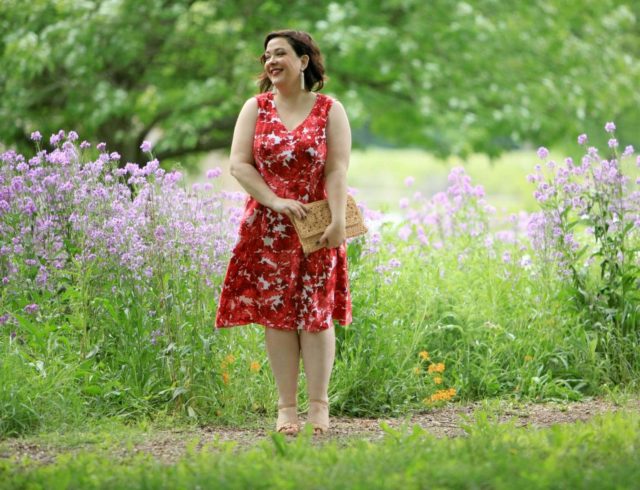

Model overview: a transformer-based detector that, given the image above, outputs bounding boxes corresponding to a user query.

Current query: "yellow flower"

[413,366,422,375]
[427,362,445,373]
[221,353,237,369]
[427,387,456,403]
[222,371,229,385]
[524,355,533,362]
[433,376,443,385]
[250,361,261,373]
[419,351,430,361]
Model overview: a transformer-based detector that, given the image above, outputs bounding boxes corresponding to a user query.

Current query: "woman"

[215,30,352,436]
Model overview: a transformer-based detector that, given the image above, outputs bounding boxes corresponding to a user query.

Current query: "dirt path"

[2,397,639,468]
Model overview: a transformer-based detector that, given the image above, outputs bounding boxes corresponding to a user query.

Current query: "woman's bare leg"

[300,326,335,430]
[264,327,301,407]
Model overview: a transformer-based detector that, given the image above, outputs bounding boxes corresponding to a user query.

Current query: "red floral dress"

[215,91,352,332]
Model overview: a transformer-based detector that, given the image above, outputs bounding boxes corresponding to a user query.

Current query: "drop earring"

[300,69,305,90]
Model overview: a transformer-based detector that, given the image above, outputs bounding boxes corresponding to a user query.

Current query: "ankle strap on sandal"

[308,398,329,406]
[278,403,297,409]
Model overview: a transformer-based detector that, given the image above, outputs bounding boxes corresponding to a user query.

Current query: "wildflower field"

[1,125,639,487]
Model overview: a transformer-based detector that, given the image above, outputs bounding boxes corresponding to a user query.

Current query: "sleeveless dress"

[214,91,352,332]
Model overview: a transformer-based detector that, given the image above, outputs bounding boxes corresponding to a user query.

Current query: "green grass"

[2,409,639,489]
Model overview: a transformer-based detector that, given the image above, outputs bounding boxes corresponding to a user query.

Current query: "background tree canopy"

[1,0,638,164]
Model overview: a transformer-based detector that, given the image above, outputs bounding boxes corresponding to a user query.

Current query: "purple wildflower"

[404,176,415,187]
[154,225,166,241]
[150,328,163,345]
[164,170,183,185]
[604,122,616,133]
[124,162,140,176]
[143,159,160,175]
[577,134,587,145]
[80,141,91,149]
[97,142,107,152]
[206,167,222,179]
[608,138,618,148]
[398,225,412,241]
[537,147,549,160]
[388,258,401,268]
[68,131,79,141]
[24,303,39,314]
[140,141,153,153]
[31,131,42,141]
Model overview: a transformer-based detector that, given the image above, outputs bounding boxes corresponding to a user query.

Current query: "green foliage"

[0,215,615,439]
[531,137,640,384]
[0,346,84,438]
[0,174,635,440]
[2,410,639,488]
[2,143,638,439]
[1,0,639,162]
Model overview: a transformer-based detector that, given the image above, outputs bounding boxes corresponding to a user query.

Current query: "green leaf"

[171,386,188,401]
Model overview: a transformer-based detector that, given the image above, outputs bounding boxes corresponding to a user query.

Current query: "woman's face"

[263,37,307,88]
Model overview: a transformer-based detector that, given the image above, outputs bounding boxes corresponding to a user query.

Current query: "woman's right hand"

[269,197,308,220]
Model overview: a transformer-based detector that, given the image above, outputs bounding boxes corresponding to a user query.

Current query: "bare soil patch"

[2,396,639,468]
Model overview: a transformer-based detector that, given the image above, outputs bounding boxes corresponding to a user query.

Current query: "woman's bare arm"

[318,99,351,248]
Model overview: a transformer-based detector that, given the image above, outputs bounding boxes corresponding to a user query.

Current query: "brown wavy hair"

[257,30,326,93]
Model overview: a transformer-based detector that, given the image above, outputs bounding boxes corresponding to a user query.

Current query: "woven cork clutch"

[291,195,368,255]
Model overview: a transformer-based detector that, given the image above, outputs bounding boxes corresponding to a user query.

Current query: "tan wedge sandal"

[276,403,300,436]
[307,398,330,435]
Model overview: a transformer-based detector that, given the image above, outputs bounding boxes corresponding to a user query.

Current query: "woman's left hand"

[317,221,346,249]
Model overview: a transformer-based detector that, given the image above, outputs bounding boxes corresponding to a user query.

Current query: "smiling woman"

[258,30,326,94]
[214,30,354,438]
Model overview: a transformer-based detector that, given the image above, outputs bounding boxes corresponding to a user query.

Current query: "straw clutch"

[291,194,368,255]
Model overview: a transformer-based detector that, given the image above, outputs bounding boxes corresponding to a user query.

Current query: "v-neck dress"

[214,91,352,332]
